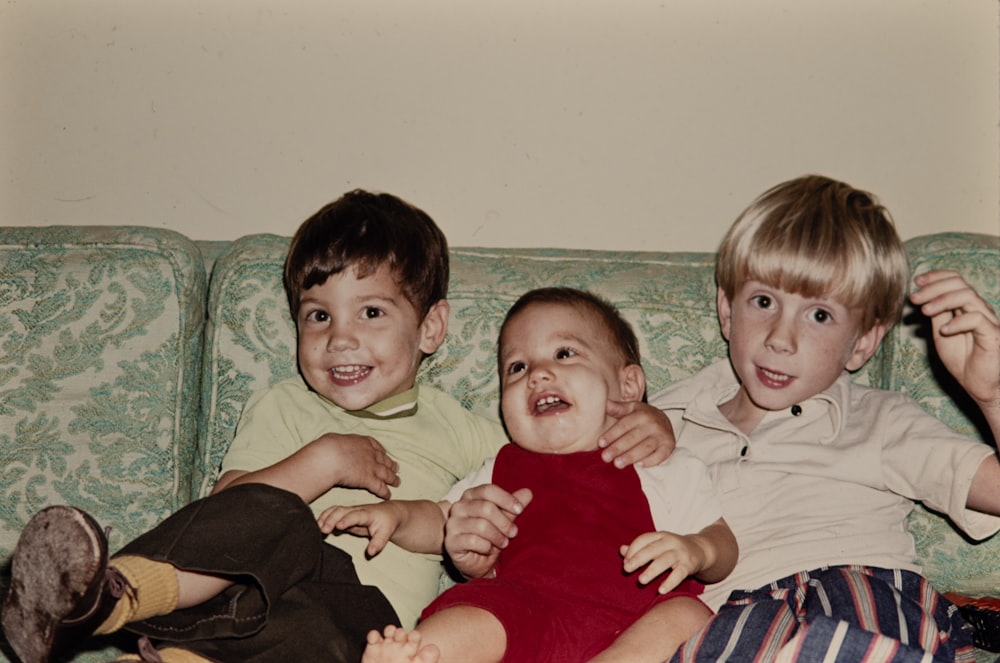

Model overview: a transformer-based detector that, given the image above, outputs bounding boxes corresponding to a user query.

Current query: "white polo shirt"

[650,360,1000,611]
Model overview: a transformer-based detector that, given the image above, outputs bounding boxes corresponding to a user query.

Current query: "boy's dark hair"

[716,174,909,331]
[284,189,449,319]
[499,287,641,370]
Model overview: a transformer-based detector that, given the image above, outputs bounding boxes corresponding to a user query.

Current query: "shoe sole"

[2,506,107,663]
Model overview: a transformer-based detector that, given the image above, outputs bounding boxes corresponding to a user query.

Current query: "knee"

[216,483,319,540]
[222,483,308,511]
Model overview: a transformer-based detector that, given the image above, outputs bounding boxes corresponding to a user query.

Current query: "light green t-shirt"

[221,376,507,627]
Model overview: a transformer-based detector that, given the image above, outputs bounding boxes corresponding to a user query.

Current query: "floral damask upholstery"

[0,226,205,559]
[0,228,996,662]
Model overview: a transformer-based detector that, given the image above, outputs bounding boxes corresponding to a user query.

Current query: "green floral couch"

[0,227,997,662]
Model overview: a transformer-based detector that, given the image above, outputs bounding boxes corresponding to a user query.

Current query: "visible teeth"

[333,365,364,376]
[534,395,567,414]
[761,368,789,382]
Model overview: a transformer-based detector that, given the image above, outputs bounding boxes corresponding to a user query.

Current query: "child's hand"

[317,502,402,557]
[315,433,401,499]
[620,531,707,595]
[910,270,1000,407]
[444,484,532,579]
[599,400,675,468]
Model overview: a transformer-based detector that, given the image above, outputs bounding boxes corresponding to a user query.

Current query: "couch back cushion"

[0,226,205,560]
[893,233,1000,595]
[198,238,746,495]
[196,234,298,495]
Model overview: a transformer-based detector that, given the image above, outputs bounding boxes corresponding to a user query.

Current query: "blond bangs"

[740,246,871,313]
[717,175,909,331]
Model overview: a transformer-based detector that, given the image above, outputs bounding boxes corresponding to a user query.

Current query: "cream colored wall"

[2,0,997,252]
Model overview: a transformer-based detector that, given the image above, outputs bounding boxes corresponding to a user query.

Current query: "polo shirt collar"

[680,361,849,443]
[349,386,420,420]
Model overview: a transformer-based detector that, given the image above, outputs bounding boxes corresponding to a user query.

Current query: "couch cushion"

[892,233,1000,596]
[0,226,205,561]
[197,234,297,496]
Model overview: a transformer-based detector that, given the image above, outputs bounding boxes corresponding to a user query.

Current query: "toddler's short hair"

[284,189,449,319]
[716,175,909,331]
[499,287,641,370]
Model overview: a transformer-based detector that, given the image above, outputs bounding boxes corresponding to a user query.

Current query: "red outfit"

[423,445,704,662]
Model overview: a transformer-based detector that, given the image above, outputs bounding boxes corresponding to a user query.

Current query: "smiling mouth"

[330,365,372,384]
[758,366,792,387]
[534,395,570,415]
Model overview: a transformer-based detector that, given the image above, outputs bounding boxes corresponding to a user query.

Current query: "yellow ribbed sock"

[95,555,180,634]
[157,648,214,663]
[114,650,212,663]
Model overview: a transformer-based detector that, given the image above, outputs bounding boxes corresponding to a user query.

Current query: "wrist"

[310,434,350,486]
[689,534,715,578]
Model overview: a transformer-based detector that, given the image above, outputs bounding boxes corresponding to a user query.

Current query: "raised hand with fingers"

[599,400,675,468]
[910,270,1000,409]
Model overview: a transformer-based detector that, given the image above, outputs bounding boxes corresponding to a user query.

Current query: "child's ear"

[619,364,646,402]
[717,287,733,341]
[418,300,450,355]
[845,322,887,371]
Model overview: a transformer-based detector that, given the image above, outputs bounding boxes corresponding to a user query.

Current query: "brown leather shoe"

[2,506,125,663]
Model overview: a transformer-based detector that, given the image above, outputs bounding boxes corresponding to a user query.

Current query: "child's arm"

[910,270,1000,516]
[317,500,449,557]
[212,432,400,503]
[968,459,1000,516]
[600,400,676,468]
[620,517,739,595]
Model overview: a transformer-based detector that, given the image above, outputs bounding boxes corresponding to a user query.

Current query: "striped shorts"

[671,566,975,663]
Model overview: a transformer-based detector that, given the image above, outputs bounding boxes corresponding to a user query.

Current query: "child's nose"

[765,317,797,353]
[528,362,555,386]
[326,322,359,351]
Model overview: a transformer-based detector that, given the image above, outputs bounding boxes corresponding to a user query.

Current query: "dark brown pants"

[117,484,399,662]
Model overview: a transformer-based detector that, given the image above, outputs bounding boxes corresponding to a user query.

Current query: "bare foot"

[361,625,440,663]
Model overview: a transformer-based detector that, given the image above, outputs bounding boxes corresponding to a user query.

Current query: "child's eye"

[751,295,773,309]
[305,309,330,323]
[810,309,832,324]
[363,307,384,319]
[507,361,527,375]
[555,347,577,360]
